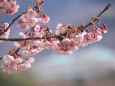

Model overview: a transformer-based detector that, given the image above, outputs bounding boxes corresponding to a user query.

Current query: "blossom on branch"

[18,5,50,30]
[14,24,53,55]
[38,14,50,23]
[0,23,10,43]
[1,54,34,74]
[0,0,19,15]
[54,38,78,55]
[56,23,66,35]
[18,7,38,30]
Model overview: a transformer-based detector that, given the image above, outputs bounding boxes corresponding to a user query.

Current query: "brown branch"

[0,37,42,41]
[0,14,23,35]
[82,3,111,29]
[0,3,111,42]
[0,57,3,60]
[0,0,44,36]
[15,48,20,54]
[97,3,111,17]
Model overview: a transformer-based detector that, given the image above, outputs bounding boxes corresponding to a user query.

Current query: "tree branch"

[0,3,111,41]
[81,3,111,29]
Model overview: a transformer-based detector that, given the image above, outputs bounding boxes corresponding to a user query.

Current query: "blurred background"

[0,0,115,86]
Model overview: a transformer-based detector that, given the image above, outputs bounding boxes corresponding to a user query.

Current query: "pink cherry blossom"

[49,38,60,48]
[56,23,66,35]
[81,27,103,47]
[0,0,19,15]
[18,64,28,72]
[43,40,52,49]
[3,55,14,64]
[38,14,50,23]
[27,57,35,63]
[34,24,45,38]
[17,20,29,30]
[14,27,45,55]
[14,40,44,56]
[18,57,34,71]
[1,54,34,74]
[100,24,108,33]
[0,23,10,43]
[18,8,38,30]
[81,39,90,47]
[15,23,54,55]
[54,38,78,55]
[75,31,87,43]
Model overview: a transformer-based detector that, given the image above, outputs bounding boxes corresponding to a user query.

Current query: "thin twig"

[0,14,24,35]
[0,57,3,60]
[82,3,111,29]
[15,48,20,54]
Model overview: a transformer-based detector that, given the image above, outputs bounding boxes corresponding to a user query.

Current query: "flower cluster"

[38,14,50,23]
[1,53,34,74]
[18,6,50,30]
[15,18,108,55]
[18,7,38,30]
[0,0,19,15]
[15,5,51,55]
[54,22,107,54]
[0,23,10,43]
[53,38,78,55]
[14,24,53,55]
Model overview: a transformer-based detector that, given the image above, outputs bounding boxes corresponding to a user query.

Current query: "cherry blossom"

[0,0,19,15]
[75,31,87,43]
[14,24,53,55]
[54,38,78,55]
[56,23,66,35]
[1,54,34,74]
[34,24,45,38]
[81,23,107,47]
[14,39,44,56]
[18,8,38,30]
[18,5,50,30]
[0,23,10,43]
[43,40,52,49]
[38,14,50,23]
[100,24,108,33]
[49,38,60,48]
